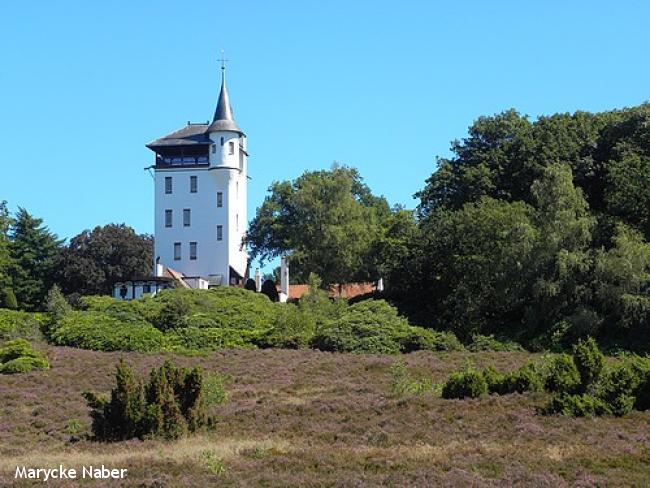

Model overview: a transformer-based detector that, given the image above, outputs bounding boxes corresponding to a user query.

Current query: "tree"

[247,166,391,285]
[9,208,61,310]
[261,279,279,302]
[0,201,16,305]
[56,224,153,296]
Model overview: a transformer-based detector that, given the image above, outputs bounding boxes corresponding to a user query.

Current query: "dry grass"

[0,346,648,486]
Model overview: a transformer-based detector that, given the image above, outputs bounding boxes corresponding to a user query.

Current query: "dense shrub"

[0,309,44,340]
[468,334,524,352]
[311,300,413,354]
[399,327,464,353]
[254,305,316,349]
[442,368,487,399]
[84,360,213,441]
[595,363,640,416]
[545,354,581,394]
[165,327,254,351]
[573,337,605,389]
[0,338,49,374]
[1,288,18,310]
[487,362,544,395]
[50,311,164,352]
[542,393,610,417]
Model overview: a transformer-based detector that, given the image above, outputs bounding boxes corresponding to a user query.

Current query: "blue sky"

[1,1,648,270]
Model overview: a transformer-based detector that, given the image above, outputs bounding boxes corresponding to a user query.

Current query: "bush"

[573,337,605,389]
[542,393,610,417]
[468,334,524,352]
[50,311,164,352]
[442,368,487,399]
[84,360,213,441]
[399,327,464,353]
[204,372,229,407]
[596,363,642,417]
[390,360,433,396]
[254,304,316,349]
[311,300,412,354]
[0,339,49,374]
[482,363,543,395]
[545,354,581,394]
[1,288,18,310]
[165,327,254,351]
[0,309,44,340]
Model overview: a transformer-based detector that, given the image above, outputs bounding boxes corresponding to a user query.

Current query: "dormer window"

[228,141,235,155]
[221,137,225,146]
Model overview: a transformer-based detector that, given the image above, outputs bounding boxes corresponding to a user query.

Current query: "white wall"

[154,129,248,285]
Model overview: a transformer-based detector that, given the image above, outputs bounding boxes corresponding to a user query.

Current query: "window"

[217,225,223,241]
[183,209,191,227]
[228,141,235,155]
[236,213,239,231]
[217,192,223,208]
[190,242,197,260]
[165,177,172,194]
[165,209,172,228]
[174,242,181,260]
[211,144,216,154]
[220,137,224,146]
[190,176,197,193]
[143,284,151,294]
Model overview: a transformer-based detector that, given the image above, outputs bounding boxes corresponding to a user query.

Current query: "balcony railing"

[156,155,209,166]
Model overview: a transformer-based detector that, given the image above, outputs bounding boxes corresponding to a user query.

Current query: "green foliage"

[55,224,153,297]
[310,300,451,354]
[545,354,581,394]
[573,337,605,389]
[247,165,391,285]
[45,284,71,320]
[50,311,164,352]
[84,360,213,441]
[155,292,192,330]
[255,304,316,349]
[482,363,543,395]
[595,363,640,417]
[390,360,434,396]
[0,309,44,340]
[468,335,524,352]
[1,288,18,310]
[0,339,49,374]
[9,208,61,310]
[542,393,610,417]
[442,368,488,399]
[203,373,229,407]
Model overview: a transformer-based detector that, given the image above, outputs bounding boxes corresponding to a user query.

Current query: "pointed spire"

[208,50,242,133]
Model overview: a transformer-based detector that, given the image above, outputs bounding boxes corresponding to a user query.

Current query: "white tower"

[146,56,248,287]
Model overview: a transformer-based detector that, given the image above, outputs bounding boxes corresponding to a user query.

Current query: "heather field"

[0,346,647,487]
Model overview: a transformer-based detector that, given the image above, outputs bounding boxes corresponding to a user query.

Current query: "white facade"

[150,69,248,287]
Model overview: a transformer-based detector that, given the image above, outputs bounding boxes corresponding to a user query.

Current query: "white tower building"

[146,60,248,287]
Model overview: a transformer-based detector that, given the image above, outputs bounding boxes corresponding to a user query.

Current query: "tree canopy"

[247,165,391,285]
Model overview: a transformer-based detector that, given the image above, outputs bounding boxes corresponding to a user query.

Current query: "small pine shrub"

[390,360,433,396]
[204,373,229,407]
[0,339,50,374]
[545,354,581,394]
[84,360,213,441]
[596,363,642,417]
[442,368,487,399]
[482,363,543,395]
[573,337,605,390]
[542,393,610,417]
[45,285,71,318]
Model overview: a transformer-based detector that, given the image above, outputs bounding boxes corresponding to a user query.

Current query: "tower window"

[217,192,223,208]
[220,137,224,146]
[217,225,223,241]
[174,242,181,260]
[228,141,235,155]
[165,177,172,194]
[165,209,172,228]
[236,213,239,231]
[211,144,216,154]
[190,242,197,260]
[190,176,197,193]
[183,209,191,227]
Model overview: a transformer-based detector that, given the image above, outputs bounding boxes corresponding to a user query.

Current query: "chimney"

[155,257,163,278]
[254,268,261,292]
[279,256,289,303]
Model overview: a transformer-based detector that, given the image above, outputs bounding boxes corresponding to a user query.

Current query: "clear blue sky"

[1,1,648,266]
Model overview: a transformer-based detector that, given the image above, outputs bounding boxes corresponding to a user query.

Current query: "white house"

[113,60,249,299]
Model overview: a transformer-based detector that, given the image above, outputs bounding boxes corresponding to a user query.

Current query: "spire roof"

[208,56,242,133]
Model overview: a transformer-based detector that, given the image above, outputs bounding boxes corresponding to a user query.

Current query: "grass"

[0,346,648,486]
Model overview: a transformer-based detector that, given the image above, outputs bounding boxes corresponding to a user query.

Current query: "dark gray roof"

[146,124,211,148]
[208,69,242,133]
[147,68,242,150]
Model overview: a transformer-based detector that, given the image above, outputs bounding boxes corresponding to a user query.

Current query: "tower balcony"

[155,154,209,168]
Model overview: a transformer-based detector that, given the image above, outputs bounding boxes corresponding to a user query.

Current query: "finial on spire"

[219,49,228,71]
